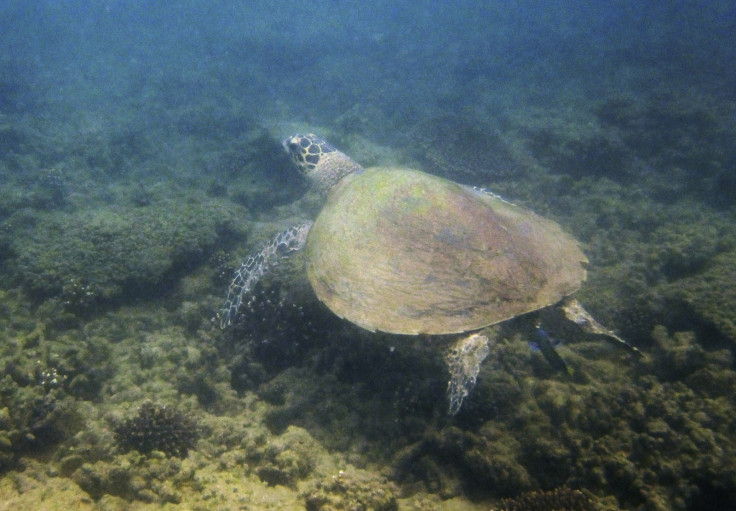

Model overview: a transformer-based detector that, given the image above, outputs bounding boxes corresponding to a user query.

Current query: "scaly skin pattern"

[282,133,364,191]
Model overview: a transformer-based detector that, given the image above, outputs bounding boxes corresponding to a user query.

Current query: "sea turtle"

[219,133,639,414]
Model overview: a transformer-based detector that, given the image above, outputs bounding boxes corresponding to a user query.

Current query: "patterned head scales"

[282,133,364,190]
[282,133,336,178]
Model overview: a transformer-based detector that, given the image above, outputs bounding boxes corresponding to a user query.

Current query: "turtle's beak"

[282,136,296,153]
[283,135,306,162]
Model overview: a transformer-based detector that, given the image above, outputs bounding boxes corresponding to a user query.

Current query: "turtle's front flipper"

[219,222,313,328]
[560,298,644,358]
[445,332,491,415]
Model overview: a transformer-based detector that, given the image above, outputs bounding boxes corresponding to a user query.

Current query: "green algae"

[1,42,736,511]
[3,125,736,511]
[8,192,248,311]
[304,468,399,511]
[506,103,736,349]
[668,249,736,343]
[254,425,326,488]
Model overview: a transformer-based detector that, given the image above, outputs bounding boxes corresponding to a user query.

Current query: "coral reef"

[408,114,530,184]
[393,425,534,499]
[1,7,736,509]
[0,312,96,473]
[494,487,598,511]
[8,193,248,312]
[668,249,736,344]
[252,425,324,487]
[113,402,199,458]
[72,454,190,503]
[595,94,735,207]
[303,468,399,511]
[0,386,80,473]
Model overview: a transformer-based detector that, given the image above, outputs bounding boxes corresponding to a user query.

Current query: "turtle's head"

[283,133,364,191]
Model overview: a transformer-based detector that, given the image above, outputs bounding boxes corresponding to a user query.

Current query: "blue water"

[6,1,734,130]
[2,1,736,510]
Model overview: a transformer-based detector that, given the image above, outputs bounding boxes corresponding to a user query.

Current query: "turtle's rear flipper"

[445,333,491,415]
[560,298,644,358]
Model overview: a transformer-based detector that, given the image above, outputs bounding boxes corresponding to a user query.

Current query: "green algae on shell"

[306,166,588,335]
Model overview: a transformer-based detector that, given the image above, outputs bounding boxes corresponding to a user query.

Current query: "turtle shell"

[306,167,587,335]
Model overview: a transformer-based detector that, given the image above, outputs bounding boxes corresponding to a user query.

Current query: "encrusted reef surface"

[2,99,736,509]
[8,193,248,314]
[2,7,736,509]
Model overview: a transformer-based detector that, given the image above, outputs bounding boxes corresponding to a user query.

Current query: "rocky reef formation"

[304,469,399,511]
[1,47,736,510]
[495,487,597,511]
[8,194,248,315]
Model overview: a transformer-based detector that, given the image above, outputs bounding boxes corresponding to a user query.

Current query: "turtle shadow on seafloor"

[218,275,629,436]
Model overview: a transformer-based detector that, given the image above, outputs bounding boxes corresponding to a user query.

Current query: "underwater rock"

[667,249,736,345]
[303,468,399,511]
[527,123,632,182]
[72,461,133,501]
[408,114,530,184]
[253,425,323,487]
[393,426,533,499]
[0,376,80,473]
[493,487,597,511]
[595,94,735,207]
[9,193,248,311]
[72,455,185,504]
